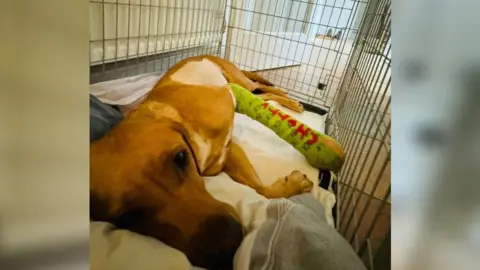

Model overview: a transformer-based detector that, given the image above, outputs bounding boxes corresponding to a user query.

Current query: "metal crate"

[89,0,391,268]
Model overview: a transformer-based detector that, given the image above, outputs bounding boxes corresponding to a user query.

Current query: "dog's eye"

[173,150,188,170]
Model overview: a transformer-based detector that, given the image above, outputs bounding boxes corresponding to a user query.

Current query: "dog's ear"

[90,191,112,221]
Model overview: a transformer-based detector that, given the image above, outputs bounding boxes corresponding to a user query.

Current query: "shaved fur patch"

[171,58,228,87]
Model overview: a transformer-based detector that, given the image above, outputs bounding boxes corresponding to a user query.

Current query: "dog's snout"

[191,215,244,270]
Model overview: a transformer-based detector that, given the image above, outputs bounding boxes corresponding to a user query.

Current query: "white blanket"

[89,72,336,270]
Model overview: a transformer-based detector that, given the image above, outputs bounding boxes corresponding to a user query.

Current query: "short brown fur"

[90,55,313,269]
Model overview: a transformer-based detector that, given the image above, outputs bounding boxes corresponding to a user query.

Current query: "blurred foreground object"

[0,0,90,269]
[393,0,480,269]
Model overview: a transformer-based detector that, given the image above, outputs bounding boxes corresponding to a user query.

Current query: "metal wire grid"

[327,0,391,268]
[89,0,227,83]
[223,0,366,109]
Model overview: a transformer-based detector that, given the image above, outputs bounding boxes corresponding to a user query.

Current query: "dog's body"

[90,55,313,269]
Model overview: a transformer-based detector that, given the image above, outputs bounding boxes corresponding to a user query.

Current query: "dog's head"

[90,117,243,270]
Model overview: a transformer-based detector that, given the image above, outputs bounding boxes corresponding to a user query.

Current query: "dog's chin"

[188,215,244,270]
[189,250,236,270]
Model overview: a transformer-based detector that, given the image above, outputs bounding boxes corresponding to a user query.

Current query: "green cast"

[229,83,344,172]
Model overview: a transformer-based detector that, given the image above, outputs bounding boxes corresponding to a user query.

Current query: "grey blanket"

[90,94,123,142]
[248,194,366,270]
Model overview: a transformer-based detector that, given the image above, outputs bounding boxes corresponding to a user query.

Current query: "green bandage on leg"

[229,83,345,172]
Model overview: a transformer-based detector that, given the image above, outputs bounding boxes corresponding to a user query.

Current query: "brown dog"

[90,55,314,270]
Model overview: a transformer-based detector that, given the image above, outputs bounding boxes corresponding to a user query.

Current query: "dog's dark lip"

[190,254,235,270]
[210,266,233,270]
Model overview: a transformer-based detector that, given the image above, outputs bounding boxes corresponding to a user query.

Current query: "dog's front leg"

[222,142,313,198]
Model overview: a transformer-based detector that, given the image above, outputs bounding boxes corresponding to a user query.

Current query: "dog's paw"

[271,170,313,197]
[286,100,304,113]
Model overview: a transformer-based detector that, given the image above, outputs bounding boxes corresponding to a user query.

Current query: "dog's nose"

[191,215,244,270]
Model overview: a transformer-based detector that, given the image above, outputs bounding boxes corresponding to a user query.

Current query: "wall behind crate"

[225,0,358,71]
[224,0,367,110]
[89,0,226,66]
[89,0,367,109]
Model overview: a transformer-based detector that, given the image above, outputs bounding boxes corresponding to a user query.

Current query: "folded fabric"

[244,194,367,270]
[90,94,124,142]
[90,222,203,270]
